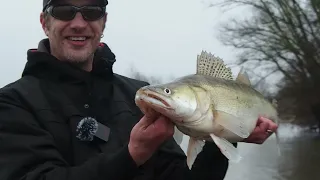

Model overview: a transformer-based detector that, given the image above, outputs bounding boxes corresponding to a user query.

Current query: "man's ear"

[40,12,49,36]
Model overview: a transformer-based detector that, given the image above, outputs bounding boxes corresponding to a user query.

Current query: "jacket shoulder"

[0,76,41,107]
[0,75,38,92]
[113,73,149,90]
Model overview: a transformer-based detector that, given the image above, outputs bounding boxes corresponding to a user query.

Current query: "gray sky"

[0,0,249,87]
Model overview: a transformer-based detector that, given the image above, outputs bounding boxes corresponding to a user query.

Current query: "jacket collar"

[22,38,116,83]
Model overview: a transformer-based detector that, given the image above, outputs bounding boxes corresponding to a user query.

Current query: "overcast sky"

[0,0,251,87]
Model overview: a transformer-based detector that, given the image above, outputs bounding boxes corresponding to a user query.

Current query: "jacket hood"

[22,38,116,82]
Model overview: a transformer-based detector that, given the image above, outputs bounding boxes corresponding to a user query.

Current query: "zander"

[135,51,280,169]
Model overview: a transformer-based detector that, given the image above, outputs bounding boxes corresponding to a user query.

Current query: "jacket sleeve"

[153,137,237,180]
[0,93,139,180]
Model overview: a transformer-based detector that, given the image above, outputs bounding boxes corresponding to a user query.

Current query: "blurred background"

[1,0,319,179]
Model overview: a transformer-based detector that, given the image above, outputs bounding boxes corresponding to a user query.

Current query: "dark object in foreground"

[311,103,320,134]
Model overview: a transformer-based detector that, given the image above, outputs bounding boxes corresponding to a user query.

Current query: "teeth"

[68,37,86,41]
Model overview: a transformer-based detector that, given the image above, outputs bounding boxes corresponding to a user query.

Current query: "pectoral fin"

[210,133,242,162]
[214,110,251,139]
[186,137,205,169]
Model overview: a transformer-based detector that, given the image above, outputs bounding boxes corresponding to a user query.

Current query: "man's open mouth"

[66,36,90,41]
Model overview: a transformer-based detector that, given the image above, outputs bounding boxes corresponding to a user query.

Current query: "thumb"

[139,112,160,127]
[145,108,161,120]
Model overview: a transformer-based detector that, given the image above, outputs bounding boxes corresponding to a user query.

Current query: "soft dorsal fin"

[235,67,251,86]
[196,51,233,80]
[272,99,278,108]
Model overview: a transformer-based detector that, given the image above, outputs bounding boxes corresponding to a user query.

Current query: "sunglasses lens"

[81,6,105,21]
[49,5,105,21]
[51,6,76,21]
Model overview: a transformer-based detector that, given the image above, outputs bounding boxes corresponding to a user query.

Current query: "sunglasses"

[46,5,106,21]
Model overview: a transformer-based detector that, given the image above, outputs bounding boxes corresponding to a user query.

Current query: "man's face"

[40,0,107,70]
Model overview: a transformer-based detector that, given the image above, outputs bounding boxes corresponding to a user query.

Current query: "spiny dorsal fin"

[196,50,233,80]
[235,67,251,86]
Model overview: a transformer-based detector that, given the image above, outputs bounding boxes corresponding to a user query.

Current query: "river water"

[177,123,320,180]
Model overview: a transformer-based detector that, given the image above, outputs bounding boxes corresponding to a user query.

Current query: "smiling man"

[42,0,108,71]
[0,0,278,180]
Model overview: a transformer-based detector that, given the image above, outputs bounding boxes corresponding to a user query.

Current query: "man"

[0,0,278,179]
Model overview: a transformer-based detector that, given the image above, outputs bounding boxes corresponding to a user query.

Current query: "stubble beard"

[65,49,93,63]
[62,46,95,70]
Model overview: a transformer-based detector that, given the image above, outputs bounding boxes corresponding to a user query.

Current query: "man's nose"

[69,12,88,29]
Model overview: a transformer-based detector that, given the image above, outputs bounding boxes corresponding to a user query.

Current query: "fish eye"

[164,88,171,94]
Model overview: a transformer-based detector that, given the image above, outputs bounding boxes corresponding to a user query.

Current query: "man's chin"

[64,47,92,57]
[66,57,93,71]
[63,50,93,64]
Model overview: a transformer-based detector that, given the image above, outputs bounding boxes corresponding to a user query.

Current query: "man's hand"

[128,112,174,166]
[242,116,278,144]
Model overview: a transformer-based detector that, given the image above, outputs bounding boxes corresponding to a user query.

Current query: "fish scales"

[169,74,277,141]
[176,74,276,120]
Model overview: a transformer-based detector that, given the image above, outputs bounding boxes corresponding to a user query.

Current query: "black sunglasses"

[46,5,106,21]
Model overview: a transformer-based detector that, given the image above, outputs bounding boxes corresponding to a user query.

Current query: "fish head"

[135,82,199,123]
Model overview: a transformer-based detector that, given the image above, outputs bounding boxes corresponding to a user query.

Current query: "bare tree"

[212,0,320,124]
[128,66,163,85]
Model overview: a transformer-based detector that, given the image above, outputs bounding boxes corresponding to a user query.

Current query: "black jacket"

[0,39,230,180]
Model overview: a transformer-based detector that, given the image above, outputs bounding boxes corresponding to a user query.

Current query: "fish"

[134,50,280,169]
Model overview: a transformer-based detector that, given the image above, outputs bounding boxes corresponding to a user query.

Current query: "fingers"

[268,120,278,132]
[154,116,174,129]
[259,117,278,142]
[140,113,174,132]
[139,115,156,129]
[145,108,160,119]
[256,117,264,126]
[243,117,279,144]
[259,116,278,132]
[139,110,161,128]
[258,117,269,132]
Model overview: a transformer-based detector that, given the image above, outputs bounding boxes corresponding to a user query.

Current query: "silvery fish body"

[135,51,280,169]
[152,74,278,140]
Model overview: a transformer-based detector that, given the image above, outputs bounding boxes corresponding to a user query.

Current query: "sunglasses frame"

[45,5,106,21]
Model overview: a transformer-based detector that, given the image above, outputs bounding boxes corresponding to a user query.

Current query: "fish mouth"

[136,89,172,110]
